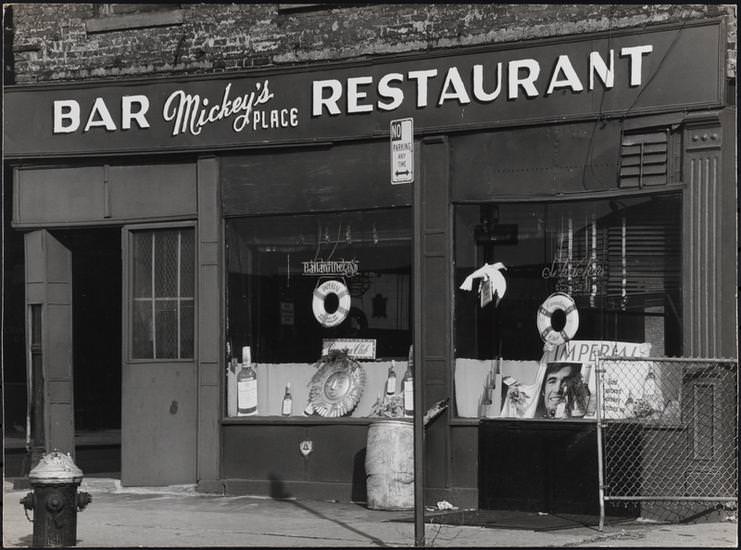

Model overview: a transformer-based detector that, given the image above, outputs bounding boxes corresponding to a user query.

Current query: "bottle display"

[484,358,503,418]
[554,394,567,418]
[237,347,257,416]
[582,365,595,416]
[227,357,239,417]
[402,362,414,416]
[281,383,293,416]
[385,362,397,396]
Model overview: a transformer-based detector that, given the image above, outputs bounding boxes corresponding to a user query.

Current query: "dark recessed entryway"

[56,227,122,476]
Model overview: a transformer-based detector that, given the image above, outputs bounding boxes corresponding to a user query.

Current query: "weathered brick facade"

[5,3,737,84]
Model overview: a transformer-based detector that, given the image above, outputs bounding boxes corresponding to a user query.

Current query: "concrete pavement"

[3,479,737,548]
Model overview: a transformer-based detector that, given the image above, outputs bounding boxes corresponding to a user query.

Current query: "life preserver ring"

[312,280,351,327]
[537,292,579,346]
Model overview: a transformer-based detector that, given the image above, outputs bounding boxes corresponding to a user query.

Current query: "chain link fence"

[595,356,738,528]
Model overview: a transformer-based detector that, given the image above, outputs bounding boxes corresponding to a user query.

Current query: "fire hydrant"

[20,450,92,547]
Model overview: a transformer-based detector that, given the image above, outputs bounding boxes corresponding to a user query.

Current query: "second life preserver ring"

[537,292,579,346]
[312,280,351,327]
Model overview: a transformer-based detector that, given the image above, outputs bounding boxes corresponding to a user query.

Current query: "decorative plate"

[308,352,366,417]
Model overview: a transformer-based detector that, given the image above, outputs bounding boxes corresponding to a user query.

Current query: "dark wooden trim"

[12,214,195,231]
[197,156,222,484]
[196,479,225,494]
[221,416,380,426]
[450,184,687,204]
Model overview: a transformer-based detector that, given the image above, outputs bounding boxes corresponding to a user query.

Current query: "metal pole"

[413,350,424,547]
[412,137,425,547]
[595,358,605,531]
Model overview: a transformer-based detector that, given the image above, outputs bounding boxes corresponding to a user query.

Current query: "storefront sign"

[500,340,652,420]
[544,340,652,420]
[5,22,723,158]
[541,256,603,281]
[390,118,414,184]
[322,339,377,360]
[302,259,359,277]
[546,340,649,365]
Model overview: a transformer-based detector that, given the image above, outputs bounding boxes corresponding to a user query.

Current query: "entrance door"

[121,224,197,485]
[25,230,74,459]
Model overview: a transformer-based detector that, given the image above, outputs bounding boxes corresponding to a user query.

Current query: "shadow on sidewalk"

[390,508,607,532]
[269,474,391,547]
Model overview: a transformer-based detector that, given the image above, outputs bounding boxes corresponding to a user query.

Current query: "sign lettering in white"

[322,338,377,360]
[390,118,413,184]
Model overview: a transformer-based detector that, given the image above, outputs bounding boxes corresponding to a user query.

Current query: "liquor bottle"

[385,362,397,396]
[237,349,257,416]
[227,357,239,417]
[485,358,503,418]
[583,365,596,416]
[281,383,293,416]
[554,394,568,418]
[402,363,414,416]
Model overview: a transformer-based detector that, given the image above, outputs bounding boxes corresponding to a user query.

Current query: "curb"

[79,478,199,495]
[5,477,198,496]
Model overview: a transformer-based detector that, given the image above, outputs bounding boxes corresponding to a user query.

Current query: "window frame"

[452,190,684,361]
[123,221,197,364]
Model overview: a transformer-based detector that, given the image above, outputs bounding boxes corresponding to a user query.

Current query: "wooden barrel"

[365,419,414,510]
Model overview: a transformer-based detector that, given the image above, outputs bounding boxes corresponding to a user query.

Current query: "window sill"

[86,9,183,33]
[222,415,388,426]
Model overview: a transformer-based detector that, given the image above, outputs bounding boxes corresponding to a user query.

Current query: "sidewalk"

[3,479,737,548]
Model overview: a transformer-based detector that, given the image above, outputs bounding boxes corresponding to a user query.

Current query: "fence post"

[595,357,605,531]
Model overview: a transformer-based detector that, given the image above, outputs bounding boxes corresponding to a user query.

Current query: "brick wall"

[5,3,737,84]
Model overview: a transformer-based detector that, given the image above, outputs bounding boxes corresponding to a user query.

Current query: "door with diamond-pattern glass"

[122,224,196,485]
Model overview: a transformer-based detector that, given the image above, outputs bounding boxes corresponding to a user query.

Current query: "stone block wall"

[5,3,736,84]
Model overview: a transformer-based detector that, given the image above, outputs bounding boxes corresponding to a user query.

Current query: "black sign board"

[4,22,724,158]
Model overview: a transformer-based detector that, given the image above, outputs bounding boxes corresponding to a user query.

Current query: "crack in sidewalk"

[562,528,646,547]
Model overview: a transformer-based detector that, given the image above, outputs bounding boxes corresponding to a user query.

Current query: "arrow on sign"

[390,118,414,185]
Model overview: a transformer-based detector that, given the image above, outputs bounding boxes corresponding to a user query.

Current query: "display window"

[225,208,413,418]
[453,193,683,420]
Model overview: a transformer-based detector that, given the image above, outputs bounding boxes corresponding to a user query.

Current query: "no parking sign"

[390,118,413,184]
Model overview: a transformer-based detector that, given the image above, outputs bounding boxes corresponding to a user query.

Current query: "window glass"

[226,208,412,417]
[131,228,194,360]
[453,193,682,419]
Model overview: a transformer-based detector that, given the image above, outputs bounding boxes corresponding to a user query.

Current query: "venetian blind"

[603,194,682,310]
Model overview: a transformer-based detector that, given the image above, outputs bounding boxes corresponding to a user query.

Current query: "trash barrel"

[365,419,414,510]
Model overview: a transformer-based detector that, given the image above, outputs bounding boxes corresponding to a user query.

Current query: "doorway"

[55,228,122,476]
[121,223,197,485]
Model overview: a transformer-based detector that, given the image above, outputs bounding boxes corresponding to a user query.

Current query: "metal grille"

[596,356,738,527]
